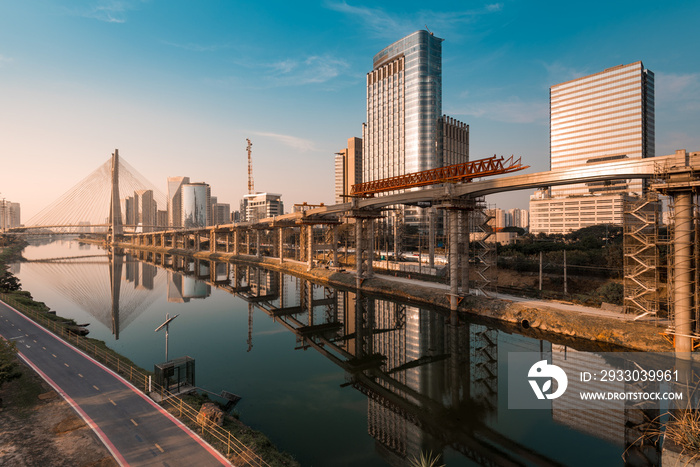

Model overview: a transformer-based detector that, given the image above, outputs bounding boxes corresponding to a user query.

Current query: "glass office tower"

[363,30,443,226]
[549,61,655,197]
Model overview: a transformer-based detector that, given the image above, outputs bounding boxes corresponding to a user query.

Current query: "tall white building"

[167,176,190,228]
[531,61,655,234]
[241,193,283,223]
[550,61,654,197]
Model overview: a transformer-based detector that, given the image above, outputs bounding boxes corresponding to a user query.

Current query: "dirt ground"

[0,361,117,467]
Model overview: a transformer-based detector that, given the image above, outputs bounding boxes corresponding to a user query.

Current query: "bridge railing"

[0,293,270,467]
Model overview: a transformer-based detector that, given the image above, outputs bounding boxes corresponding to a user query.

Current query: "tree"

[0,269,21,293]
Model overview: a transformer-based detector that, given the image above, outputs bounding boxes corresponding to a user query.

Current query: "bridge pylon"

[109,149,124,244]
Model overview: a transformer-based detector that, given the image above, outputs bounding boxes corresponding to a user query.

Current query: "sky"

[1,0,699,223]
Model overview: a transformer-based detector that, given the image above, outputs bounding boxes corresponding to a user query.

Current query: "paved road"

[380,274,640,321]
[0,299,231,467]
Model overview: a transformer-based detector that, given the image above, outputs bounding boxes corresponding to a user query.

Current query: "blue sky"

[1,0,699,222]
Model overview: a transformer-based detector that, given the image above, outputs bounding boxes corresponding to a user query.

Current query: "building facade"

[181,183,211,229]
[550,61,654,197]
[530,192,628,235]
[335,137,363,204]
[241,193,283,223]
[212,203,231,225]
[0,201,21,230]
[167,176,190,228]
[530,61,655,234]
[362,30,469,228]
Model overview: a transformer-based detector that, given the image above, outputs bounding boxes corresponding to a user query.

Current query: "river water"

[10,238,657,466]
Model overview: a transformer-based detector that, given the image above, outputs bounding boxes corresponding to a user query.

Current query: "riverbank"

[111,241,673,353]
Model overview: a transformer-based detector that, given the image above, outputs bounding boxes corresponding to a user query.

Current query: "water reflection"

[14,241,664,466]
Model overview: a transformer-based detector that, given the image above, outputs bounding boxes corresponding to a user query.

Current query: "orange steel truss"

[350,155,529,197]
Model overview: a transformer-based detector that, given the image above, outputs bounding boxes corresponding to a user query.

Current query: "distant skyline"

[1,1,699,222]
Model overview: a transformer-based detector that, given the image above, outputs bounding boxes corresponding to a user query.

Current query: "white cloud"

[160,41,234,53]
[449,97,548,124]
[67,1,145,23]
[656,72,700,111]
[250,131,317,152]
[325,1,503,39]
[541,62,591,88]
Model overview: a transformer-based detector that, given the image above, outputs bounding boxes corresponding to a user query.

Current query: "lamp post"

[155,313,179,362]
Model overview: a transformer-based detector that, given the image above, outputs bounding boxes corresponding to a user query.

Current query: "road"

[0,299,231,467]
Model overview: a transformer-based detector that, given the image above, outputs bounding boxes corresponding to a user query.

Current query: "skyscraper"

[181,182,211,228]
[362,30,468,227]
[167,176,190,227]
[549,61,654,197]
[530,61,655,234]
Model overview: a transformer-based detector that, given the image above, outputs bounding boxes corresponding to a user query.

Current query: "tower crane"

[246,138,254,195]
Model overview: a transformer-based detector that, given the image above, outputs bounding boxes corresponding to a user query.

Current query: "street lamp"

[155,313,179,362]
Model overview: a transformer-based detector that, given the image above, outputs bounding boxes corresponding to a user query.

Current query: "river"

[10,238,657,466]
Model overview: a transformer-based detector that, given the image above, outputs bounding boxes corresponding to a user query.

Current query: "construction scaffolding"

[623,194,661,319]
[470,198,496,296]
[664,193,700,336]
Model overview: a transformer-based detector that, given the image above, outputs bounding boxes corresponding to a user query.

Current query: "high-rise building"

[531,61,655,234]
[335,137,362,204]
[181,182,211,228]
[549,61,654,197]
[241,193,283,223]
[167,176,190,227]
[0,201,21,230]
[134,189,155,232]
[362,30,469,228]
[212,203,231,225]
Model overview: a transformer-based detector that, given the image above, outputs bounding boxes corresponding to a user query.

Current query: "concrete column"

[393,213,400,264]
[210,230,216,252]
[279,228,284,262]
[674,191,694,352]
[307,224,313,270]
[195,232,200,251]
[332,224,339,267]
[246,231,250,255]
[256,230,261,258]
[355,219,363,280]
[429,208,436,269]
[449,210,459,311]
[367,218,374,277]
[233,230,239,255]
[460,210,469,294]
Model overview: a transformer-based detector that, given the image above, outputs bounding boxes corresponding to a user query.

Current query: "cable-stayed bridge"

[21,149,166,235]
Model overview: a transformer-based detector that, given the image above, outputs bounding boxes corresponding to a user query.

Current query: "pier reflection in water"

[13,240,661,466]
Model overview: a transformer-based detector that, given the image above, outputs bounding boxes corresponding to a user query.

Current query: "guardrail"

[0,293,269,467]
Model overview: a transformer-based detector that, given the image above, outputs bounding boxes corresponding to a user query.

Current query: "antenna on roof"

[425,25,433,35]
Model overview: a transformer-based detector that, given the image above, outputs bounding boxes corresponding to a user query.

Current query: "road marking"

[155,443,164,453]
[109,399,117,406]
[24,333,28,337]
[93,385,99,391]
[64,363,70,368]
[52,353,57,358]
[33,340,37,343]
[42,347,46,350]
[130,419,138,426]
[9,335,23,340]
[78,373,84,378]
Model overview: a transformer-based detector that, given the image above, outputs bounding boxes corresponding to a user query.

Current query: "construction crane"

[246,138,254,195]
